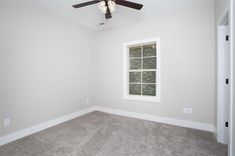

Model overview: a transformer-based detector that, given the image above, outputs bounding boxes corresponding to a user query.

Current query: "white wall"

[0,1,94,136]
[0,0,218,139]
[92,0,215,124]
[232,0,235,155]
[215,0,230,23]
[0,3,4,137]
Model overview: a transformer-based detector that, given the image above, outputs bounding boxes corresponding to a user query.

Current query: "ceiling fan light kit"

[107,0,116,12]
[72,0,143,20]
[98,1,107,13]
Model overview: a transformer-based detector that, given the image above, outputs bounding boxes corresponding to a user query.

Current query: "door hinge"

[225,122,228,127]
[226,78,229,84]
[226,35,229,41]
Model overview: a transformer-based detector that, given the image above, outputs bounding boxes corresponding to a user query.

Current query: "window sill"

[123,95,160,103]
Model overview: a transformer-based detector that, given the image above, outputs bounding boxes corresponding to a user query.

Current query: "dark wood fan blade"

[72,0,99,8]
[115,0,143,10]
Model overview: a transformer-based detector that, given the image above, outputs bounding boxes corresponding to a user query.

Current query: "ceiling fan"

[72,0,143,20]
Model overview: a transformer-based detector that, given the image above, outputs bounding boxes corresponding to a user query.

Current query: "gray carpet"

[0,111,227,156]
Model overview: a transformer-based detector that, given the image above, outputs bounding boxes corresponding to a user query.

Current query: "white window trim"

[123,37,161,103]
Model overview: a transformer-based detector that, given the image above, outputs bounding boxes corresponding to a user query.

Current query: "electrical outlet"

[86,99,90,104]
[4,118,10,127]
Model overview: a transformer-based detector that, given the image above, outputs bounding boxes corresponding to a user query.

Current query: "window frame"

[123,38,161,102]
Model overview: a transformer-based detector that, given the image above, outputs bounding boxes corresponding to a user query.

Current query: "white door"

[217,25,230,144]
[224,26,230,143]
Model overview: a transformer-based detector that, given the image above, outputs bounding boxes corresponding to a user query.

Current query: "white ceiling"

[31,0,148,31]
[17,0,212,31]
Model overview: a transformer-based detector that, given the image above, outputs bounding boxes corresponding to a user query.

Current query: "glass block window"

[123,38,160,102]
[129,43,156,96]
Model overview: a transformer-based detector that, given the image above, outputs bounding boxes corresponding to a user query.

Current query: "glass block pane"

[143,71,156,83]
[129,72,141,83]
[129,84,141,95]
[143,44,156,57]
[143,57,156,69]
[129,46,141,58]
[130,59,141,70]
[142,84,156,96]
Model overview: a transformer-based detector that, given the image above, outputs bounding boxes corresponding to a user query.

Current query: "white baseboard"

[0,107,96,146]
[0,106,215,146]
[95,106,215,132]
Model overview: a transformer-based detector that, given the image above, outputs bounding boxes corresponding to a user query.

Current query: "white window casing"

[123,38,161,102]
